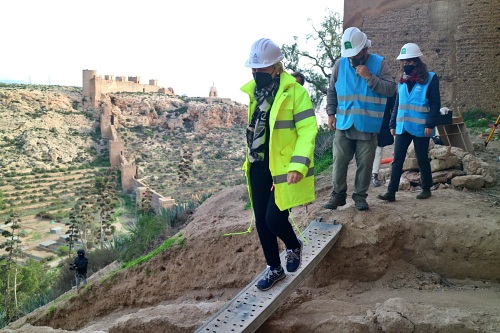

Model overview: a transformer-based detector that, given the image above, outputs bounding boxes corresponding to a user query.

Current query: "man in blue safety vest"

[324,27,396,211]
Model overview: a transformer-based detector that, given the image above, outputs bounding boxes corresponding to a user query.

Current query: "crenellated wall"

[82,69,175,109]
[343,0,500,115]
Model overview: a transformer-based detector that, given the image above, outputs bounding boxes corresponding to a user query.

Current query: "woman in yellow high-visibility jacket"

[241,38,318,291]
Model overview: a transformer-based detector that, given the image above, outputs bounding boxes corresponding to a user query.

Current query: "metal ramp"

[194,218,342,333]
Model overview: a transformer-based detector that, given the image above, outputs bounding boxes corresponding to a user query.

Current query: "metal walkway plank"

[195,218,342,333]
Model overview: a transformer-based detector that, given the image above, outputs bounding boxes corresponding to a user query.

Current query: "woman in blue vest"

[378,43,441,202]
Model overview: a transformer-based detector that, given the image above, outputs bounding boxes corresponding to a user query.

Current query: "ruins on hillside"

[82,69,175,108]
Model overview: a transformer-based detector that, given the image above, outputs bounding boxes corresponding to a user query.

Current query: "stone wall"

[82,69,175,109]
[98,96,175,211]
[344,0,500,116]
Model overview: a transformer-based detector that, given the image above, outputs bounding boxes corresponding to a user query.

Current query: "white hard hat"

[245,38,284,68]
[397,43,423,60]
[341,27,368,57]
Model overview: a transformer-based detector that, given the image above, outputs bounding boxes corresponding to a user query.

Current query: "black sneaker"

[354,199,369,211]
[378,191,396,202]
[416,190,431,199]
[256,266,285,291]
[286,239,302,273]
[323,193,346,210]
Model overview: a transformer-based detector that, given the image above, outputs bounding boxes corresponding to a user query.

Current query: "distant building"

[209,83,218,98]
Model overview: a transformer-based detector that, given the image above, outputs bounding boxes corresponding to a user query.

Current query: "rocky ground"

[2,137,499,333]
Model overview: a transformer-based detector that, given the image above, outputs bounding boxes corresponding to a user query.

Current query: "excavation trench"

[13,184,500,333]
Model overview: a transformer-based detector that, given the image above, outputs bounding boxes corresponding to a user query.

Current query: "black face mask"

[253,72,273,89]
[349,50,366,68]
[403,65,415,75]
[349,57,362,68]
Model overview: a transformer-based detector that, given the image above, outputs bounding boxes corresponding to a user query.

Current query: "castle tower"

[209,83,218,98]
[82,69,97,107]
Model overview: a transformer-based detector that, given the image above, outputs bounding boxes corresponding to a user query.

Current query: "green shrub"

[463,109,496,130]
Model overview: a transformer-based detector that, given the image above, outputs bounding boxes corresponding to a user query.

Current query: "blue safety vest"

[395,72,435,137]
[335,55,387,133]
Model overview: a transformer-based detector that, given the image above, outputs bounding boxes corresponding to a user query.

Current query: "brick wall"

[344,0,500,116]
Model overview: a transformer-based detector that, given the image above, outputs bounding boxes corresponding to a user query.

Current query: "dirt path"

[2,140,500,333]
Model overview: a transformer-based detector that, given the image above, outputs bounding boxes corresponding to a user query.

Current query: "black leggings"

[250,160,300,268]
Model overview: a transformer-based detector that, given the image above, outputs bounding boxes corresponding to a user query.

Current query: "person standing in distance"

[378,43,441,202]
[324,27,396,211]
[72,249,88,289]
[291,71,305,86]
[241,38,318,291]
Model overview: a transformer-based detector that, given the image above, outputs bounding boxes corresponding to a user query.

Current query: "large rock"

[430,155,461,172]
[462,154,497,187]
[451,175,485,190]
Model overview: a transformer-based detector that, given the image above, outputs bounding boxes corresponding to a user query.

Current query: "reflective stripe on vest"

[273,167,314,184]
[396,72,435,137]
[273,108,315,130]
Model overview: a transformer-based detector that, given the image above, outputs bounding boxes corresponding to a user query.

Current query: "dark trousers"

[250,160,300,269]
[388,131,432,192]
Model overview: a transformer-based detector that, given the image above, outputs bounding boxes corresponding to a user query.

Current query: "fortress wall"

[82,70,97,108]
[100,105,113,139]
[344,0,500,115]
[83,70,174,108]
[99,100,175,208]
[135,184,175,213]
[109,139,123,168]
[120,159,136,193]
[85,70,177,208]
[94,77,164,95]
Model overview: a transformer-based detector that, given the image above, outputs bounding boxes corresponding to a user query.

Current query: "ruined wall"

[97,97,175,209]
[136,184,176,213]
[344,0,500,115]
[83,69,174,109]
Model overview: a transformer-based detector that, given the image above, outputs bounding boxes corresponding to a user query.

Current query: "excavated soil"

[2,140,500,333]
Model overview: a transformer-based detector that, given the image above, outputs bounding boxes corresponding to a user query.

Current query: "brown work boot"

[416,190,431,199]
[377,191,396,202]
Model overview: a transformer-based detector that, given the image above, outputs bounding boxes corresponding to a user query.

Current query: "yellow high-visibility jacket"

[241,71,318,211]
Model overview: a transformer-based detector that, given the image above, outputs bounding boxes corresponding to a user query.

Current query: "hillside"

[1,138,500,333]
[1,84,499,332]
[101,92,248,203]
[0,84,101,172]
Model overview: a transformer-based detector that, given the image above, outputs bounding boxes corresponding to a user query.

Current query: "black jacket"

[74,256,88,276]
[390,74,441,130]
[378,94,396,147]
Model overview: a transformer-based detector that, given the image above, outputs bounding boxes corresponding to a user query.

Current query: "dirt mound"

[2,141,500,333]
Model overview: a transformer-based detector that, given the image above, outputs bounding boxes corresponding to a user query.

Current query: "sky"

[0,0,343,104]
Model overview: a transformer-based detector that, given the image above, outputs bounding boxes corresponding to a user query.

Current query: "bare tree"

[281,10,343,108]
[0,213,23,321]
[94,168,118,249]
[177,147,193,185]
